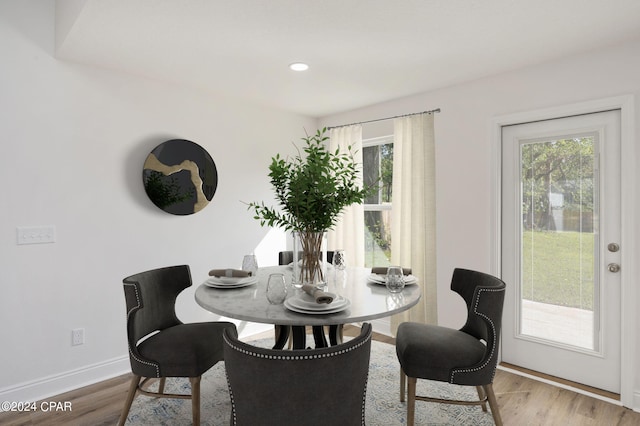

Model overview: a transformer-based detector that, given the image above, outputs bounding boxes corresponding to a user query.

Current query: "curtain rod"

[327,108,441,130]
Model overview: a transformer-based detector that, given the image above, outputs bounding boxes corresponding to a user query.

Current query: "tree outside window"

[363,136,393,267]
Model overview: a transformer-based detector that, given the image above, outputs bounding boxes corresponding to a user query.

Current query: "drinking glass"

[386,266,405,293]
[242,254,258,275]
[266,273,287,304]
[332,249,347,270]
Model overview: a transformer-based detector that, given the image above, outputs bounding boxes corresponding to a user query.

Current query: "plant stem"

[298,230,324,284]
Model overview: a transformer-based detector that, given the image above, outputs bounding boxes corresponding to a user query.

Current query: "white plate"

[367,274,417,285]
[284,298,350,315]
[287,295,349,311]
[297,291,338,304]
[204,277,258,289]
[204,281,256,289]
[209,276,253,284]
[367,274,386,284]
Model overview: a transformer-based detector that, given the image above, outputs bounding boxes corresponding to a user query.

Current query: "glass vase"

[292,230,327,288]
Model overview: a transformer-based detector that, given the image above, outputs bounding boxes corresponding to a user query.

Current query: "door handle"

[607,263,620,273]
[607,243,620,252]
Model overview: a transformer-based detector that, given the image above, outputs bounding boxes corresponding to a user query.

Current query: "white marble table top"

[194,266,421,326]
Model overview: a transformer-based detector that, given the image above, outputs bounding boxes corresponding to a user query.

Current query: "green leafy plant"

[248,128,369,232]
[248,128,370,283]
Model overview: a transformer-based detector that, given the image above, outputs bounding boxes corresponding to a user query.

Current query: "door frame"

[490,95,636,408]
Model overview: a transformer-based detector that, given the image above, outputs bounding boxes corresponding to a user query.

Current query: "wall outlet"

[72,328,84,346]
[17,226,56,245]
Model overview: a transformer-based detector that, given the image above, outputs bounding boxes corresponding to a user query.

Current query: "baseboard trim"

[634,390,640,412]
[497,364,622,407]
[0,356,130,403]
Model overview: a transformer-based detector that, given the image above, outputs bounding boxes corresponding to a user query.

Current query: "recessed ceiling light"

[289,62,309,71]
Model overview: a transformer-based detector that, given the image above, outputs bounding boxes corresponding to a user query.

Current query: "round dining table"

[194,265,421,349]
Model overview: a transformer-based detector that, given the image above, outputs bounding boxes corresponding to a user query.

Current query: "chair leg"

[400,368,406,402]
[476,385,488,412]
[407,376,417,426]
[158,377,166,395]
[118,375,141,426]
[483,384,502,426]
[190,376,201,426]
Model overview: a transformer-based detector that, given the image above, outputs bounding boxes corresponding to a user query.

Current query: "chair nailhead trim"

[124,283,161,377]
[361,375,369,426]
[223,334,370,360]
[224,371,238,426]
[450,287,505,383]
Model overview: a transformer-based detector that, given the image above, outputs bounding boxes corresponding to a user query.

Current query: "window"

[363,135,393,267]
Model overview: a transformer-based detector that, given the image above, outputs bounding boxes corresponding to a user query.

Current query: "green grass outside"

[522,230,594,310]
[363,227,595,311]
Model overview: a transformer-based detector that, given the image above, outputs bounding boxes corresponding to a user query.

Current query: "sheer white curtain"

[328,125,365,267]
[390,113,437,332]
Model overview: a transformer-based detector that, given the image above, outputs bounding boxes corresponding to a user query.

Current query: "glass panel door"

[519,134,598,351]
[501,109,621,393]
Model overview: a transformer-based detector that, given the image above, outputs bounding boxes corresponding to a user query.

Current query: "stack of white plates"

[367,274,418,285]
[204,276,258,289]
[284,293,350,315]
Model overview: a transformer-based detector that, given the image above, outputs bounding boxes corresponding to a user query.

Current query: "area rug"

[125,339,496,425]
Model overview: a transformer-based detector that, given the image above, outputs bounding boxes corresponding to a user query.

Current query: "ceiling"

[55,0,640,117]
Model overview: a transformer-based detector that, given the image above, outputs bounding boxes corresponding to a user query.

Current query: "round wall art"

[142,139,217,215]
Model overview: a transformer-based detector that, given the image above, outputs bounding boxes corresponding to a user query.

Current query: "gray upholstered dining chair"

[395,268,506,426]
[223,323,373,426]
[119,265,237,426]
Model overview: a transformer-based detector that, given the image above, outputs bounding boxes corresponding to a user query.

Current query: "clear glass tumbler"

[242,254,258,275]
[332,249,347,270]
[266,273,287,304]
[386,266,405,293]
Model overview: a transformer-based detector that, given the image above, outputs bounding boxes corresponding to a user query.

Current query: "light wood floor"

[1,326,639,426]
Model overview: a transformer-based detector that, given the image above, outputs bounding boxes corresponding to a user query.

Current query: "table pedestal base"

[273,325,344,350]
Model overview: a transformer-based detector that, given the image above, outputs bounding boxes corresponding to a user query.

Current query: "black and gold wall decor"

[143,139,217,215]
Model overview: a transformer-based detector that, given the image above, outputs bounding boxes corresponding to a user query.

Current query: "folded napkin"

[301,284,334,304]
[371,267,412,275]
[208,268,252,278]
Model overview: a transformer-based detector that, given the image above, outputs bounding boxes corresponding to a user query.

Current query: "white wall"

[0,1,315,401]
[320,38,640,408]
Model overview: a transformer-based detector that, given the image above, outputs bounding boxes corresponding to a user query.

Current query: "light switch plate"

[17,226,56,245]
